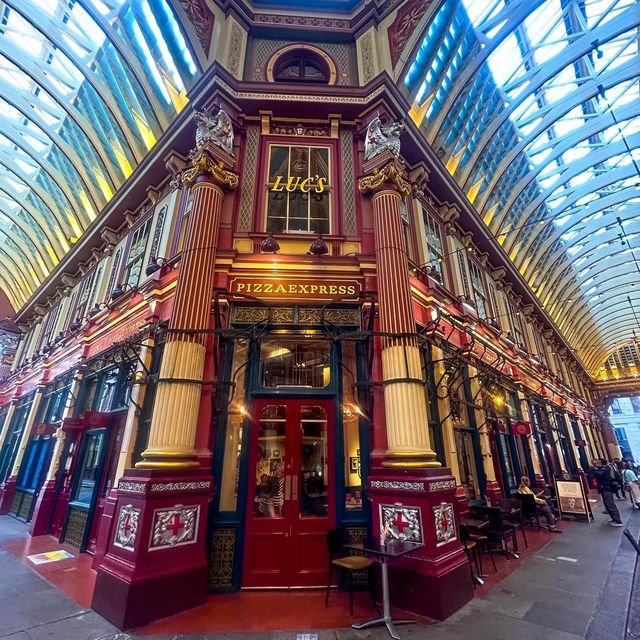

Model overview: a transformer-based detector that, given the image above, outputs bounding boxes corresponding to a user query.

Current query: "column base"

[484,480,503,506]
[367,466,472,620]
[29,480,57,536]
[91,489,118,571]
[0,476,17,515]
[91,468,214,630]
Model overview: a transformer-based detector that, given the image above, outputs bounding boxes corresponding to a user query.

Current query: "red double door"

[243,398,335,588]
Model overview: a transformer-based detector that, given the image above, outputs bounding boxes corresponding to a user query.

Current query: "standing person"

[613,459,626,499]
[595,459,623,526]
[623,461,640,509]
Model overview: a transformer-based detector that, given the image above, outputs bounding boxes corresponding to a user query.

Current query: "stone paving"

[0,498,638,640]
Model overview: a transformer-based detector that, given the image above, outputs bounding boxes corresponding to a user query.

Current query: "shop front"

[9,375,71,522]
[58,357,132,551]
[208,303,369,590]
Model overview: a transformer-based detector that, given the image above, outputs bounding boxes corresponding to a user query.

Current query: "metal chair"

[472,505,519,559]
[500,499,528,548]
[515,493,542,528]
[325,529,374,615]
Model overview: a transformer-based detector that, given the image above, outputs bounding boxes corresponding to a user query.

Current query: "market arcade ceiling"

[0,0,638,376]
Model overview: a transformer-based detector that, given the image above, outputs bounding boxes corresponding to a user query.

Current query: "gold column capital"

[358,158,412,198]
[177,144,239,190]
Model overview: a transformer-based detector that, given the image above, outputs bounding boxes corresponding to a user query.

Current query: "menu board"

[554,478,592,522]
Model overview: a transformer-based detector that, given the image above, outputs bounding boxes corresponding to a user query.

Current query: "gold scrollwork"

[180,148,239,190]
[358,160,411,198]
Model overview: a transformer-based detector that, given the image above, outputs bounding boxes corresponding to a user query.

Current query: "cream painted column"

[0,400,17,449]
[467,366,499,489]
[517,392,544,480]
[42,373,83,485]
[10,387,44,478]
[139,144,238,469]
[359,157,438,468]
[432,348,461,479]
[114,337,154,480]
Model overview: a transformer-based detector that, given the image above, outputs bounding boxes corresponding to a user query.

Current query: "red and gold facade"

[0,4,619,631]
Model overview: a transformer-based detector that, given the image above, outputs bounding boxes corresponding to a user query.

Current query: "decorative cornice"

[358,159,411,197]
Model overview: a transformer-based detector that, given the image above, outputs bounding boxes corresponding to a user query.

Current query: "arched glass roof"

[404,0,639,373]
[0,0,199,310]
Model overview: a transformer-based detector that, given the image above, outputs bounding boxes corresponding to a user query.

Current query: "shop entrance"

[243,398,334,588]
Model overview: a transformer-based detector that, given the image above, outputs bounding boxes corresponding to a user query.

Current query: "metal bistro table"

[343,539,423,640]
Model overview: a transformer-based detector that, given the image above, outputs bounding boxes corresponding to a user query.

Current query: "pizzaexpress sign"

[230,277,361,299]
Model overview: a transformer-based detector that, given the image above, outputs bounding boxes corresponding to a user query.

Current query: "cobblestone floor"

[0,497,638,640]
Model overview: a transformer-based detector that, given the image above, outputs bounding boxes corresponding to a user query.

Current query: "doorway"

[243,398,334,588]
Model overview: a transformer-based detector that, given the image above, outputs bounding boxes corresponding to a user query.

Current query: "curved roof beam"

[0,103,112,208]
[0,240,37,295]
[454,7,639,185]
[0,127,96,229]
[566,296,640,341]
[0,267,26,310]
[2,0,154,155]
[530,188,638,297]
[522,166,638,280]
[75,0,177,128]
[416,0,546,143]
[478,94,639,219]
[576,313,640,358]
[550,269,639,332]
[0,183,64,264]
[0,77,120,190]
[0,159,78,239]
[0,201,54,274]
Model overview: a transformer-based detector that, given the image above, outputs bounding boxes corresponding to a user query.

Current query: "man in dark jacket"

[595,459,623,526]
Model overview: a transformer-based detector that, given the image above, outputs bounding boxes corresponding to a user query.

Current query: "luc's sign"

[270,176,327,193]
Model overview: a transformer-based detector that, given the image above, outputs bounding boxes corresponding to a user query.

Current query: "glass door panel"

[299,405,328,517]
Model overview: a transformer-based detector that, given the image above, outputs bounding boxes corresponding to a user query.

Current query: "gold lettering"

[275,284,286,293]
[329,285,338,294]
[254,284,263,293]
[286,177,301,192]
[319,285,328,294]
[346,285,356,295]
[235,282,246,292]
[272,176,285,191]
[289,285,297,293]
[338,285,346,295]
[315,177,327,193]
[298,284,309,293]
[310,285,318,294]
[264,284,273,293]
[300,178,312,193]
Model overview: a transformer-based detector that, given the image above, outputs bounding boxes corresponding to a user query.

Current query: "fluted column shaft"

[362,163,438,468]
[140,161,234,468]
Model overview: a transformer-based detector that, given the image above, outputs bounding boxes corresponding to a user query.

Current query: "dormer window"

[267,45,337,85]
[274,51,329,83]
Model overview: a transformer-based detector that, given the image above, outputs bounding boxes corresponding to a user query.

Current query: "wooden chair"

[325,529,374,615]
[459,523,480,589]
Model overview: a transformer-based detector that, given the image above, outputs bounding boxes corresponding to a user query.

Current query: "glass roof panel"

[406,0,639,372]
[0,0,200,311]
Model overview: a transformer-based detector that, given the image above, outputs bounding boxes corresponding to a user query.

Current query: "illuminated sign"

[230,277,361,299]
[270,175,327,193]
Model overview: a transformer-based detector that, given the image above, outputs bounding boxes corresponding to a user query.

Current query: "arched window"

[274,50,330,83]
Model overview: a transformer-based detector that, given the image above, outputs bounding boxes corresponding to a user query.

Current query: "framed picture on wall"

[349,456,360,473]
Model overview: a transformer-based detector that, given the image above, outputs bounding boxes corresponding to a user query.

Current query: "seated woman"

[517,476,560,532]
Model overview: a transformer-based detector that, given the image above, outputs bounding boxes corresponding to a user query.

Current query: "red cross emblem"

[392,511,410,534]
[167,513,184,538]
[440,509,450,532]
[123,514,133,535]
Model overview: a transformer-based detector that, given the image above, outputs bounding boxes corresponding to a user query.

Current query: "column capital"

[358,157,412,198]
[176,144,239,190]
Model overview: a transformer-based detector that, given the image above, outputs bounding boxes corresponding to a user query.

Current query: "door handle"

[284,474,291,501]
[291,475,298,501]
